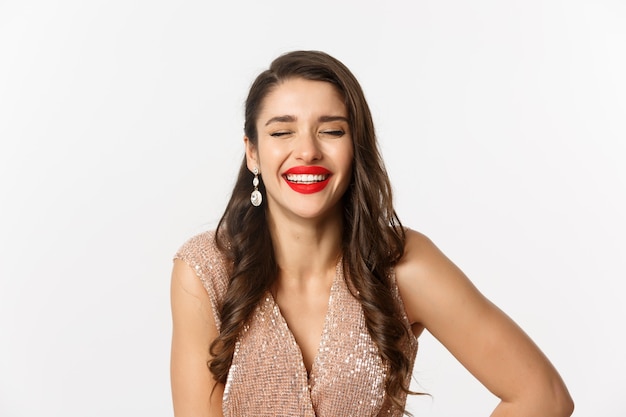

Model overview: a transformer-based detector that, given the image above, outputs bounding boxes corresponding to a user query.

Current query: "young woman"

[170,50,573,417]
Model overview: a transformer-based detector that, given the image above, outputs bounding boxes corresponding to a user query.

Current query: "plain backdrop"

[1,1,625,416]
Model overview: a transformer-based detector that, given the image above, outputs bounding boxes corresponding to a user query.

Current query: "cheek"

[256,141,283,168]
[337,143,354,173]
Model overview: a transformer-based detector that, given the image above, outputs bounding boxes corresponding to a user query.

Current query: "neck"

[267,209,343,283]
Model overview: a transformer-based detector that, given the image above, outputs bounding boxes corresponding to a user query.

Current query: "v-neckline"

[267,258,341,380]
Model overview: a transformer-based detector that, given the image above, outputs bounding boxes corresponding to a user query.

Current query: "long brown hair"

[212,50,413,412]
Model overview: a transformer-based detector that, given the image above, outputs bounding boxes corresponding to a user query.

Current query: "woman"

[170,50,573,417]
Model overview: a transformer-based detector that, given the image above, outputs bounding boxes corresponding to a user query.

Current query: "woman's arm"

[395,229,574,417]
[170,259,224,417]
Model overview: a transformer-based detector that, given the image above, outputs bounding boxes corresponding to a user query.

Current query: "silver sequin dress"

[175,231,418,417]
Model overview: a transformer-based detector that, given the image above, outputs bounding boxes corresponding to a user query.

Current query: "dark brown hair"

[212,50,413,412]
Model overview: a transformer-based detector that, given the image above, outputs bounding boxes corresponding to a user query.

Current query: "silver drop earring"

[250,167,262,207]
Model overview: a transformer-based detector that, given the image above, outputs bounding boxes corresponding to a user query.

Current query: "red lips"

[283,166,332,194]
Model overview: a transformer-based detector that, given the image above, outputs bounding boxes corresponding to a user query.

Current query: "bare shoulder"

[395,228,456,275]
[396,228,440,266]
[395,228,485,327]
[394,228,435,290]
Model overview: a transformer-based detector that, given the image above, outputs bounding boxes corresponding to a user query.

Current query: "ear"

[244,136,259,173]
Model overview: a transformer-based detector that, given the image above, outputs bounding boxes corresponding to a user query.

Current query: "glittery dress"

[175,231,418,417]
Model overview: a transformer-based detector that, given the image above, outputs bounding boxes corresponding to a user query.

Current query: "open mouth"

[284,174,330,184]
[282,167,332,194]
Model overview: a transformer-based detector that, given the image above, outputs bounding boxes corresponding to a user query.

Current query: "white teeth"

[285,174,329,184]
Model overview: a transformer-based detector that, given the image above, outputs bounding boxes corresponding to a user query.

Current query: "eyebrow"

[265,115,296,126]
[318,115,349,123]
[264,115,349,126]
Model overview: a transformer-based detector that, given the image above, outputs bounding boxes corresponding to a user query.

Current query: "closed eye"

[320,130,345,137]
[270,131,292,137]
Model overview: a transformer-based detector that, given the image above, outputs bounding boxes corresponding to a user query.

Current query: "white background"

[1,1,625,416]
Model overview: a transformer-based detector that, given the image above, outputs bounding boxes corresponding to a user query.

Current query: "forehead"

[258,78,347,120]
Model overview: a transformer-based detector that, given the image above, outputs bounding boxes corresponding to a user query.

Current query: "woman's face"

[246,77,354,223]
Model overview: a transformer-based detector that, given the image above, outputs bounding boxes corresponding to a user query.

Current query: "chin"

[294,204,343,223]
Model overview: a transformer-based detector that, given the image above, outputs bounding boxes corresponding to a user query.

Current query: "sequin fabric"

[174,231,418,417]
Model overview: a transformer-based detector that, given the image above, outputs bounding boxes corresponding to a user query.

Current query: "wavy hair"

[211,50,414,413]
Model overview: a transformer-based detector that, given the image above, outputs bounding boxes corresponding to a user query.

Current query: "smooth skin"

[395,231,574,416]
[170,78,574,417]
[171,258,224,416]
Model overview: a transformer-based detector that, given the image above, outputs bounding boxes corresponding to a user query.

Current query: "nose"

[294,130,322,162]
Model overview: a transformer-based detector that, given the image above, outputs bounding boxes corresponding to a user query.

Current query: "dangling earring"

[250,167,262,207]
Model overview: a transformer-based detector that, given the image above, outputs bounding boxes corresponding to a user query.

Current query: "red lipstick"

[283,166,332,194]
